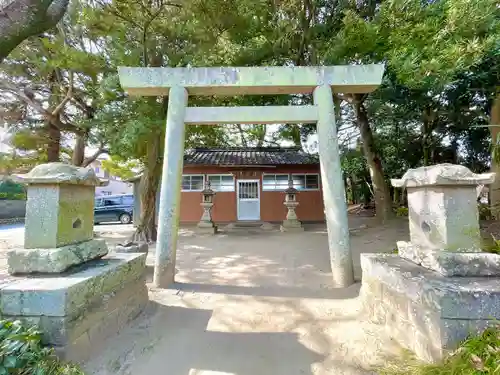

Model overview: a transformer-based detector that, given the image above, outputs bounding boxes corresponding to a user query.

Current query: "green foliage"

[395,207,408,217]
[1,0,499,228]
[483,235,500,255]
[327,0,499,89]
[0,319,83,375]
[101,157,139,181]
[479,204,493,221]
[0,180,26,201]
[381,326,500,375]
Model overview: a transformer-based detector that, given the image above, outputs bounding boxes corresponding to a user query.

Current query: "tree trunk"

[237,124,248,146]
[72,133,85,166]
[489,93,500,218]
[422,106,438,166]
[46,123,60,162]
[451,137,459,164]
[131,18,167,243]
[0,0,69,62]
[399,189,406,206]
[393,187,399,205]
[133,124,162,243]
[45,70,61,163]
[422,108,432,166]
[353,97,393,222]
[290,124,301,146]
[345,176,353,204]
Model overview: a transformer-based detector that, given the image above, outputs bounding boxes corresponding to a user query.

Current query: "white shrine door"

[237,180,260,221]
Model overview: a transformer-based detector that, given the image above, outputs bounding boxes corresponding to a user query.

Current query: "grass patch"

[380,326,500,375]
[481,235,500,254]
[395,207,409,217]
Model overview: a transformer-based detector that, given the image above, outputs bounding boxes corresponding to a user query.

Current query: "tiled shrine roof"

[184,147,319,166]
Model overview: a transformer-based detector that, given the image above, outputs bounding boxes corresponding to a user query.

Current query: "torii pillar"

[118,65,385,288]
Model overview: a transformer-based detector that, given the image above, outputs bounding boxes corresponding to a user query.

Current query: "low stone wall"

[0,253,148,363]
[360,253,500,362]
[0,199,26,219]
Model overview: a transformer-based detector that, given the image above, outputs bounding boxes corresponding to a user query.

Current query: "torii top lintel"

[118,64,385,96]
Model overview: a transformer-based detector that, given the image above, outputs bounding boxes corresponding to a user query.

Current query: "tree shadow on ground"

[86,302,327,375]
[170,281,361,299]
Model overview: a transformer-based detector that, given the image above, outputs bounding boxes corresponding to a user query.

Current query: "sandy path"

[83,217,408,375]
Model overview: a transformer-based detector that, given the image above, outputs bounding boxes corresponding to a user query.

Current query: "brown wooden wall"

[180,165,325,223]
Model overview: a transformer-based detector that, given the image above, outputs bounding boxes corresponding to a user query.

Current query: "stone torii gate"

[118,65,385,288]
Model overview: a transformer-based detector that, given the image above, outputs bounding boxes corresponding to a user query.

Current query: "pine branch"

[81,145,109,167]
[0,0,69,62]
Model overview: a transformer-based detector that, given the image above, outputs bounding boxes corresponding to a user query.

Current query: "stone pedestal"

[361,164,500,362]
[360,253,500,363]
[115,241,149,254]
[280,218,304,232]
[8,239,108,274]
[197,202,217,234]
[1,253,148,363]
[396,241,500,277]
[1,163,148,362]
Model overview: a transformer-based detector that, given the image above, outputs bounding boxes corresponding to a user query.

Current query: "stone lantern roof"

[13,163,108,186]
[201,186,215,196]
[391,164,495,188]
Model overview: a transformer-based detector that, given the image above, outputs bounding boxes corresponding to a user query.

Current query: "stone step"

[222,221,275,232]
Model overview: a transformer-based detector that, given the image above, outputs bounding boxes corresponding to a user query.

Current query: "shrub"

[395,207,408,217]
[381,325,500,375]
[0,319,84,375]
[0,180,26,201]
[483,235,500,254]
[479,203,493,221]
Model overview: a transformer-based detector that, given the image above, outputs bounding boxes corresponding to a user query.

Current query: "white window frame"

[291,173,320,191]
[262,173,290,191]
[207,174,235,192]
[181,174,205,192]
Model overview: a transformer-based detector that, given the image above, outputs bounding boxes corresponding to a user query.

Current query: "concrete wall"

[0,199,26,219]
[133,165,325,225]
[95,180,133,196]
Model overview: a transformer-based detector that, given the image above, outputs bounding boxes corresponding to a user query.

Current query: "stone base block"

[280,225,304,232]
[360,253,500,362]
[114,241,149,253]
[398,241,500,276]
[280,220,303,232]
[1,253,148,363]
[7,239,109,274]
[260,222,275,231]
[196,226,218,234]
[196,221,218,234]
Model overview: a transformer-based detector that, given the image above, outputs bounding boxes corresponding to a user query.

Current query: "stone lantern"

[197,180,217,234]
[8,163,110,273]
[360,164,500,363]
[280,177,304,232]
[3,163,148,362]
[391,164,497,269]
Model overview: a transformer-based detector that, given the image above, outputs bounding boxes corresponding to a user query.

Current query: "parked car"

[94,194,134,224]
